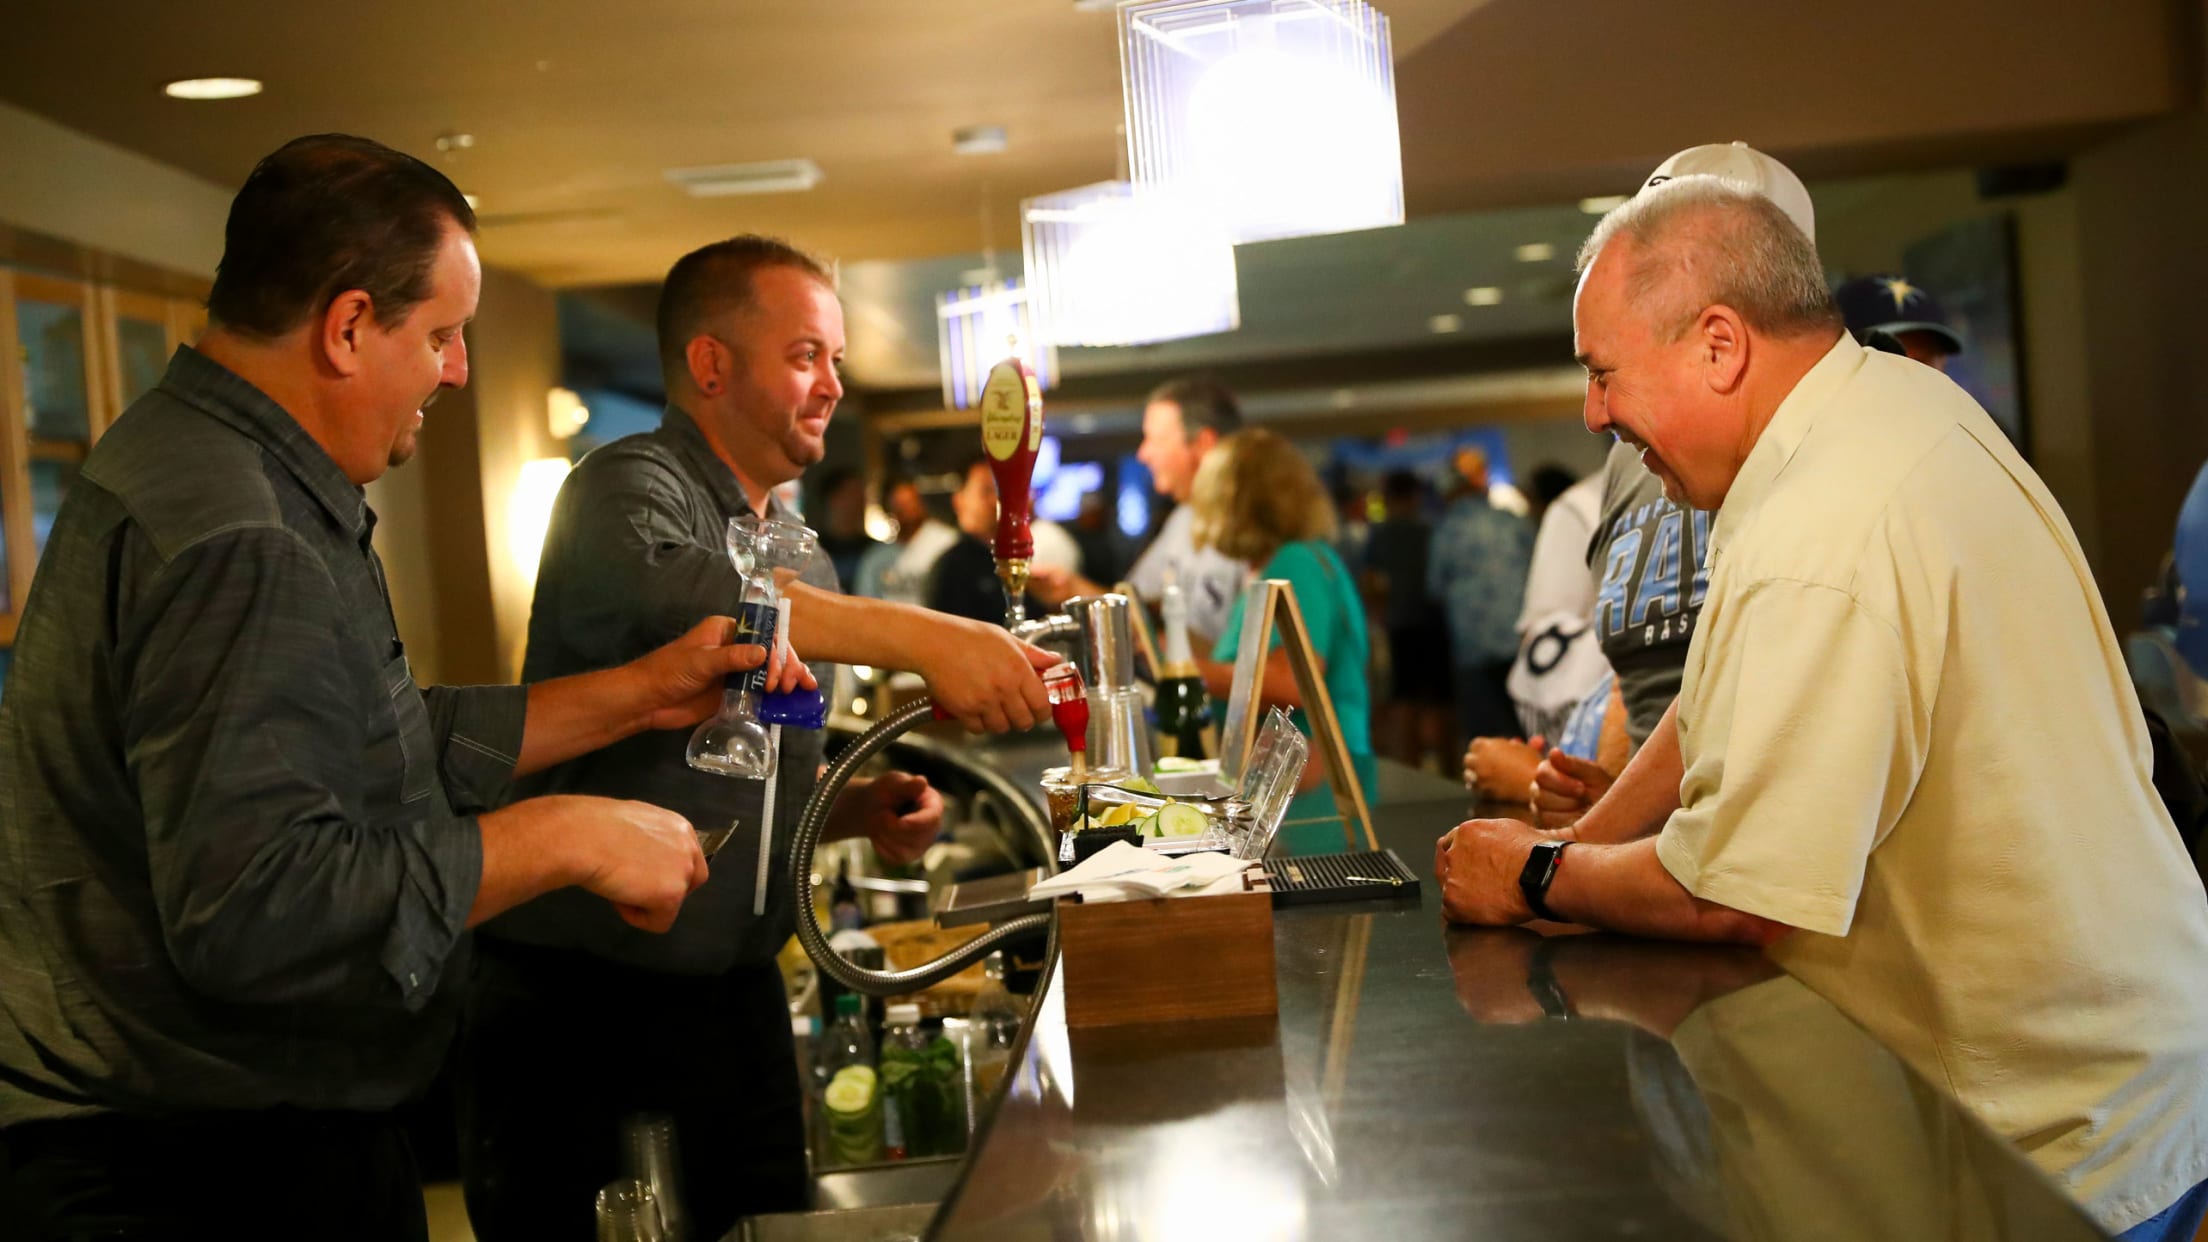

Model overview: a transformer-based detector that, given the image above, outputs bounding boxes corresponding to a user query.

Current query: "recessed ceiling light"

[1514,242,1556,263]
[1463,286,1504,307]
[435,132,476,153]
[953,125,1008,156]
[462,194,481,210]
[1579,194,1629,214]
[163,77,262,101]
[665,159,824,198]
[1428,313,1462,334]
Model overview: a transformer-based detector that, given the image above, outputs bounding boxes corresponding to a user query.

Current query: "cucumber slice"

[1155,803,1208,838]
[824,1074,875,1114]
[1134,812,1160,837]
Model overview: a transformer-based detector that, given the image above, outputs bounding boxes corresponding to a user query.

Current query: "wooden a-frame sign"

[1216,579,1376,852]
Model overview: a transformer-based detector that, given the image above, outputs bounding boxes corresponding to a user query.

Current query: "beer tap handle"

[978,358,1043,628]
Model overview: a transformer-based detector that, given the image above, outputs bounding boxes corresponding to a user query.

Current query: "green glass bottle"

[1153,576,1217,760]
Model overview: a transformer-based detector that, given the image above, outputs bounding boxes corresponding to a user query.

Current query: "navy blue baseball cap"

[1834,275,1964,355]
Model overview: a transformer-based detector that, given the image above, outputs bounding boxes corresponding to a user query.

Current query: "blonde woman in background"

[1188,428,1377,853]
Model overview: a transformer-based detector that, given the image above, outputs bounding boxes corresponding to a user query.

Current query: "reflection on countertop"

[926,762,2108,1241]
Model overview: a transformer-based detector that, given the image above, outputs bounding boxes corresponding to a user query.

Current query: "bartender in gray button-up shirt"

[458,237,1060,1241]
[0,136,777,1241]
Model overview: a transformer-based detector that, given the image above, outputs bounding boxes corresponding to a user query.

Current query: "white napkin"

[1184,868,1255,898]
[1028,843,1246,903]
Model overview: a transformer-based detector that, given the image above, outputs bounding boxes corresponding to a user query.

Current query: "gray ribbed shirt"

[0,346,522,1125]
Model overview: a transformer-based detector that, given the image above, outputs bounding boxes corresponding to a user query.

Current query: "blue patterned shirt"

[1428,496,1534,668]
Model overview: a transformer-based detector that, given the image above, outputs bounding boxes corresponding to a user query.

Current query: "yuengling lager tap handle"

[977,357,1043,627]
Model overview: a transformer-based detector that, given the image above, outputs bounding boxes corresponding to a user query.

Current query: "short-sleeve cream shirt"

[1657,337,2208,1231]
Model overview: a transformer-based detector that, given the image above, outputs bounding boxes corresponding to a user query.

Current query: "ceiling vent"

[664,158,823,198]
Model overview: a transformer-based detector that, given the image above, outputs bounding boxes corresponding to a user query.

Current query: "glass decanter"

[685,514,817,779]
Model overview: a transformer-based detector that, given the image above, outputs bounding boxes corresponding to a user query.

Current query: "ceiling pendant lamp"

[1021,180,1240,348]
[1119,0,1404,245]
[936,277,1057,410]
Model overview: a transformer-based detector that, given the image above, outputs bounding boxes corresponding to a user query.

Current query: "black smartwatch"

[1518,839,1571,922]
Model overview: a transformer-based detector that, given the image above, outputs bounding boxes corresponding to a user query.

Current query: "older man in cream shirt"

[1435,176,2208,1239]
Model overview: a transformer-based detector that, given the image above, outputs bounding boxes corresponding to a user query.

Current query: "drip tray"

[734,1201,935,1242]
[737,1156,961,1242]
[1262,849,1422,907]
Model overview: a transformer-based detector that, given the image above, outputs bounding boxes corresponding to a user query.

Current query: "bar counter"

[917,748,2108,1241]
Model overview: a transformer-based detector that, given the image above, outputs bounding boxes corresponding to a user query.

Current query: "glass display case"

[0,267,204,669]
[110,290,183,411]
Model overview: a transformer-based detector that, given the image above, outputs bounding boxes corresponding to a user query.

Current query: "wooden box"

[1055,888,1278,1029]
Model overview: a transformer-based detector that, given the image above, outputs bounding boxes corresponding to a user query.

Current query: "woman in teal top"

[1187,429,1376,854]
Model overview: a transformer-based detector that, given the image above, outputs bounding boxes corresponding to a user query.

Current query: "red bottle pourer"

[977,357,1044,626]
[1042,661,1091,783]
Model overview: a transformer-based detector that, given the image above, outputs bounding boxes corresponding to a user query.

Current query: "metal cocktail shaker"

[1061,594,1154,780]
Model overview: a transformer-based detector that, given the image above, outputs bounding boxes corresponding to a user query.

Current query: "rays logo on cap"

[1876,276,1924,313]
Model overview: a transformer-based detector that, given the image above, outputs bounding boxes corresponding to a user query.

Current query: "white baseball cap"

[1640,141,1815,241]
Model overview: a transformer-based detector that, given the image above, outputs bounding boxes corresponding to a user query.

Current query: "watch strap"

[1519,839,1570,922]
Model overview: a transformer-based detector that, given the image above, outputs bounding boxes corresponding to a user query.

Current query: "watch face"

[1519,840,1567,918]
[1519,840,1561,885]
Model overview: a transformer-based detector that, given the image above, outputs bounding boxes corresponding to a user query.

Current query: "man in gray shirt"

[0,136,771,1239]
[1032,377,1248,641]
[459,237,1056,1239]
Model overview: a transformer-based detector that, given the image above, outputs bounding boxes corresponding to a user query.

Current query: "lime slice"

[1155,804,1208,838]
[1119,776,1162,795]
[825,1074,875,1114]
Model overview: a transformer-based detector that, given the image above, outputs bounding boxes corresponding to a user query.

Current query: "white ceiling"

[1,0,2191,397]
[0,0,2185,288]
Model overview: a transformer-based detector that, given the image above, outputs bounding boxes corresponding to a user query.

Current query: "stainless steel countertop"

[922,759,2109,1241]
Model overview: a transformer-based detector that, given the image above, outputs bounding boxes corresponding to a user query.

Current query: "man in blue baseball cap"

[1834,274,1964,371]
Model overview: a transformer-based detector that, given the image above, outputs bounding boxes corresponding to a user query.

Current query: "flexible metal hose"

[793,698,1055,996]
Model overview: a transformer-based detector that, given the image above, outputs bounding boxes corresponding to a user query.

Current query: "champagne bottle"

[1153,576,1217,760]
